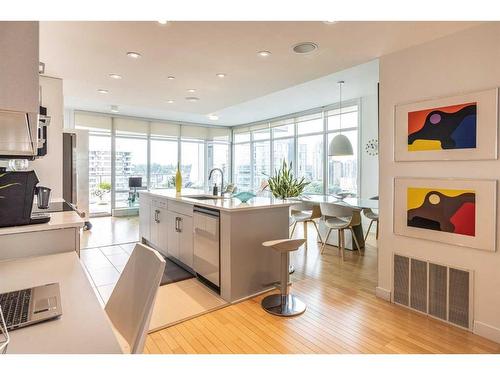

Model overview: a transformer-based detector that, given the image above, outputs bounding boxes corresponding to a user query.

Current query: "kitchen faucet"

[208,168,224,196]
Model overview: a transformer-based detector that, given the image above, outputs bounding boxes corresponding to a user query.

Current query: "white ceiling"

[39,21,480,126]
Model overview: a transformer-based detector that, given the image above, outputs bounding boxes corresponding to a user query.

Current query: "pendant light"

[328,80,353,156]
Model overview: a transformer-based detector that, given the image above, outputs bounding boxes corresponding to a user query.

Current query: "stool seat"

[262,238,306,252]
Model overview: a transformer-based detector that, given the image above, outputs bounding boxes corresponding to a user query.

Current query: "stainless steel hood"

[0,109,39,159]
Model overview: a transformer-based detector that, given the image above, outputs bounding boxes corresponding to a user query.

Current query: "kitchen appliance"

[0,170,50,227]
[193,206,220,292]
[0,107,50,160]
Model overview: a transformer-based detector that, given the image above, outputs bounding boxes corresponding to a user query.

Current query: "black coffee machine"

[0,168,51,227]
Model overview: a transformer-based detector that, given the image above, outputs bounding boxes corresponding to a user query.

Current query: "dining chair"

[362,208,379,240]
[105,243,166,354]
[290,202,323,250]
[319,202,362,261]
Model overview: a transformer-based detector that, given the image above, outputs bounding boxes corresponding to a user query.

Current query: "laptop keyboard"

[0,288,31,330]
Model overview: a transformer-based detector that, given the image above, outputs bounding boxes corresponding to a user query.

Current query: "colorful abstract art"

[407,188,476,236]
[407,102,477,152]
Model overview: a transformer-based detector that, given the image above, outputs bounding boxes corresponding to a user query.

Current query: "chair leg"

[311,220,323,245]
[290,221,297,238]
[303,221,308,251]
[339,229,345,262]
[364,220,374,242]
[321,228,332,254]
[350,227,362,256]
[375,220,379,240]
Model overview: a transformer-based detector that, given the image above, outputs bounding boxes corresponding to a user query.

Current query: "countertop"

[140,189,294,212]
[0,252,121,354]
[0,210,85,236]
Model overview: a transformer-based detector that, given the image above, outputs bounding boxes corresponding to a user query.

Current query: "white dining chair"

[362,208,379,240]
[290,202,323,250]
[319,202,362,261]
[105,243,165,354]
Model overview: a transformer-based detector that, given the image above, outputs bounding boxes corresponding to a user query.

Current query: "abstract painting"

[407,103,476,151]
[394,88,498,161]
[394,178,496,252]
[407,188,475,236]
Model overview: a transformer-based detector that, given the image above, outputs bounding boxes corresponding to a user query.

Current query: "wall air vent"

[392,253,473,330]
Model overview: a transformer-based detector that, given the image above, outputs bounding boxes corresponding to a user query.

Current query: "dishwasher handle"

[194,205,220,218]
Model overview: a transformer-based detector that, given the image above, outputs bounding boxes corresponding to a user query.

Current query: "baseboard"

[375,286,391,301]
[474,321,500,344]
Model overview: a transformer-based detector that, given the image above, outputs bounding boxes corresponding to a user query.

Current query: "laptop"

[0,283,62,331]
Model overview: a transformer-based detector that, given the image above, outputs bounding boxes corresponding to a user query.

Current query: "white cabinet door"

[139,195,151,242]
[157,207,168,255]
[178,214,194,268]
[167,211,179,259]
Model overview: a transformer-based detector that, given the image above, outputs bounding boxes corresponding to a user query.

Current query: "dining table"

[293,195,379,251]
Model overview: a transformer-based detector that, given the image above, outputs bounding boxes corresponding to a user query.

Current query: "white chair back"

[105,243,165,354]
[320,202,361,226]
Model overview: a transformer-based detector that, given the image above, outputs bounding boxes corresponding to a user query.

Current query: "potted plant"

[267,160,310,200]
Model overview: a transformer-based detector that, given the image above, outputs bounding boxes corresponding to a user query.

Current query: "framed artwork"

[394,177,497,251]
[394,88,498,161]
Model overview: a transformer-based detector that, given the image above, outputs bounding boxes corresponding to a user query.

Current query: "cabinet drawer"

[168,201,193,216]
[152,198,168,209]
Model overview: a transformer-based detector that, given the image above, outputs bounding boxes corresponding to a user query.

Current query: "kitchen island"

[139,189,292,303]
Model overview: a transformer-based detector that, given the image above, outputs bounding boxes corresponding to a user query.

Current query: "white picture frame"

[393,177,497,252]
[394,88,498,161]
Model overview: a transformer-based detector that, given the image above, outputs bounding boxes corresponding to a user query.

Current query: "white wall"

[378,22,500,343]
[360,93,379,199]
[30,76,64,199]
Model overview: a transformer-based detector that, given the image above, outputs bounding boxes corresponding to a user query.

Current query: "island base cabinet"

[166,211,194,269]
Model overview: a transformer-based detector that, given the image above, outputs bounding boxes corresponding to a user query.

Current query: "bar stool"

[261,238,306,317]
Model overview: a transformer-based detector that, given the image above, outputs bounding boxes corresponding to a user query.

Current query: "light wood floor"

[144,224,500,354]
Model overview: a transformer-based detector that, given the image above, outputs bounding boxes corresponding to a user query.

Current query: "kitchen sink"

[182,194,228,200]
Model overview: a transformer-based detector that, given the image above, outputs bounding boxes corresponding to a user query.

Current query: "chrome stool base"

[261,294,306,317]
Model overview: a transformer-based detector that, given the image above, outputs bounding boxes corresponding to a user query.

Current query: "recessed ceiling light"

[207,114,219,121]
[292,42,318,54]
[97,89,109,94]
[323,21,337,24]
[185,97,200,102]
[158,21,168,25]
[110,105,119,113]
[257,50,271,57]
[216,73,227,78]
[166,99,175,104]
[109,73,122,80]
[187,89,196,93]
[167,76,175,80]
[126,51,142,59]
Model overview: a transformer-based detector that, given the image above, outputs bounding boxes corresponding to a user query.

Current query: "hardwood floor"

[145,224,500,354]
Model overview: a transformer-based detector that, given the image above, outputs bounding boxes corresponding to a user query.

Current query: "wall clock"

[365,139,378,156]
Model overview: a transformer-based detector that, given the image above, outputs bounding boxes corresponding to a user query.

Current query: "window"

[88,132,112,215]
[181,141,205,189]
[233,143,251,191]
[253,141,270,190]
[273,137,294,171]
[297,134,324,194]
[208,142,230,186]
[150,138,178,189]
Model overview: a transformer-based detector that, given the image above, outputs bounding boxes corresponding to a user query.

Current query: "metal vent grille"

[449,268,470,328]
[393,254,472,330]
[429,263,447,320]
[410,259,427,313]
[393,255,409,306]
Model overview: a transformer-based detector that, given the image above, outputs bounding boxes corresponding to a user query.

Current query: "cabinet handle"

[178,217,183,233]
[155,210,160,223]
[175,217,179,232]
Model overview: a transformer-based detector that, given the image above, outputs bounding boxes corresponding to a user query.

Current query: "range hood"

[0,109,40,159]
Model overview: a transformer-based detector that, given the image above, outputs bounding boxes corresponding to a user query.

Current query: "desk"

[0,252,121,354]
[293,195,379,250]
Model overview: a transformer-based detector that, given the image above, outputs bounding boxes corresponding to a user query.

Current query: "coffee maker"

[0,168,51,227]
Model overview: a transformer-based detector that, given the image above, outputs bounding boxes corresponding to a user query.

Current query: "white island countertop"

[0,210,85,236]
[140,189,294,212]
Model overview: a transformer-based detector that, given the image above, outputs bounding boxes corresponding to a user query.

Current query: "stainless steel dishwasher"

[193,205,220,292]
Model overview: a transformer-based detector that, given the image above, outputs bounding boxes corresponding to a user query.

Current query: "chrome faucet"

[208,168,224,196]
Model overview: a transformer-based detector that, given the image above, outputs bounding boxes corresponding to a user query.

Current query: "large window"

[75,113,230,216]
[232,100,360,196]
